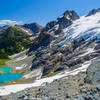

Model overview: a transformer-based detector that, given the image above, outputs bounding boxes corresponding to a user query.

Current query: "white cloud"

[0,20,23,26]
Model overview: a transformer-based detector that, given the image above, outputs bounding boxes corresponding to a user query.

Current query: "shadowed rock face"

[63,10,79,20]
[23,23,43,34]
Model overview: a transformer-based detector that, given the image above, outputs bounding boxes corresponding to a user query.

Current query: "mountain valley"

[0,8,100,100]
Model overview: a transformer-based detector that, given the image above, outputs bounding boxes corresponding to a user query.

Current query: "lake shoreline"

[0,65,23,84]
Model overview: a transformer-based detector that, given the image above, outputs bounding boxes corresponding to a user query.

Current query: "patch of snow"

[29,36,36,41]
[16,64,27,70]
[54,24,59,30]
[29,65,32,69]
[66,15,71,20]
[15,55,27,61]
[21,28,32,36]
[23,68,42,79]
[55,35,59,38]
[48,24,59,34]
[78,48,94,57]
[22,28,29,33]
[50,40,55,48]
[0,61,91,96]
[69,12,72,16]
[36,73,42,80]
[58,53,63,56]
[47,53,51,56]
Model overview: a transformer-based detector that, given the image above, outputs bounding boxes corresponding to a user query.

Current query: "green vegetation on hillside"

[44,72,59,78]
[0,26,33,59]
[0,59,10,65]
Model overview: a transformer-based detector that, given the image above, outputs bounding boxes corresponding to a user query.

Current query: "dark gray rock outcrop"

[87,8,100,16]
[23,23,43,34]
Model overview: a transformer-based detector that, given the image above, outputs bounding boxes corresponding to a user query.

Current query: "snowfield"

[0,61,91,96]
[78,48,94,57]
[15,55,28,61]
[23,68,42,79]
[59,12,100,46]
[16,64,27,70]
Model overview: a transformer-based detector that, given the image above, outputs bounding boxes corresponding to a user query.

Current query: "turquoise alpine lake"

[1,67,12,73]
[0,65,23,84]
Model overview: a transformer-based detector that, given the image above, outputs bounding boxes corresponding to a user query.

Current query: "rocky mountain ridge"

[29,9,100,77]
[22,22,43,34]
[29,10,79,51]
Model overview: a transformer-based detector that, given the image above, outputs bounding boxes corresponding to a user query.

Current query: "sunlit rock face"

[85,58,100,85]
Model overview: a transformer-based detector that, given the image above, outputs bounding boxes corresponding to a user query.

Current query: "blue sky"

[0,0,100,26]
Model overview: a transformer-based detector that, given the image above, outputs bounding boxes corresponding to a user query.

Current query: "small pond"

[0,65,22,84]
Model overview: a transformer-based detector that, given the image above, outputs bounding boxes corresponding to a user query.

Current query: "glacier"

[58,12,100,46]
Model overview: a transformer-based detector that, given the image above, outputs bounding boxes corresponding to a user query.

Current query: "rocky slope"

[1,58,100,100]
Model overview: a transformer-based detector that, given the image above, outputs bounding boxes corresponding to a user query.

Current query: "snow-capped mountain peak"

[59,11,100,46]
